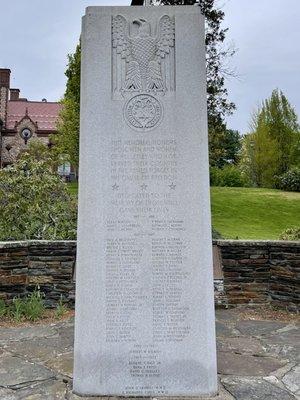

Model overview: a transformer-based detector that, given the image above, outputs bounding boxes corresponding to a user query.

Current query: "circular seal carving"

[124,94,163,132]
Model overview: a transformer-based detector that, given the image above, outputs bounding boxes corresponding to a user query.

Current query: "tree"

[54,43,81,171]
[259,89,300,174]
[0,141,77,240]
[223,129,242,165]
[210,128,241,167]
[241,90,300,188]
[156,0,236,165]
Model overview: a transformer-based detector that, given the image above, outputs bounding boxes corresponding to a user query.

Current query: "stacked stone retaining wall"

[0,241,76,307]
[215,240,299,311]
[0,240,299,310]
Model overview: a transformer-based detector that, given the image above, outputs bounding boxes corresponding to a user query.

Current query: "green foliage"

[277,168,300,192]
[211,187,300,239]
[23,288,46,321]
[55,295,68,319]
[54,43,81,170]
[260,89,300,174]
[210,165,248,187]
[222,129,242,165]
[0,299,7,317]
[7,288,46,322]
[0,142,77,241]
[241,90,300,188]
[279,227,300,241]
[9,297,25,322]
[158,0,236,167]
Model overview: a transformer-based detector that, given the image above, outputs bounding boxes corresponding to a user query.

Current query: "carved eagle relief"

[112,15,175,95]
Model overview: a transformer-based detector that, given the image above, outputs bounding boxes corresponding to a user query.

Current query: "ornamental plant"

[279,227,300,241]
[277,168,300,192]
[0,142,77,241]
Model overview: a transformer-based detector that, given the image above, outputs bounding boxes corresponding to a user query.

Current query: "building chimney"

[10,88,20,101]
[0,69,11,88]
[0,69,11,128]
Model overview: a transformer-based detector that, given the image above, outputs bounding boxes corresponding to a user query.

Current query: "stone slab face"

[74,5,217,397]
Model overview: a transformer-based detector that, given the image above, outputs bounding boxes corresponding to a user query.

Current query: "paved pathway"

[0,309,299,399]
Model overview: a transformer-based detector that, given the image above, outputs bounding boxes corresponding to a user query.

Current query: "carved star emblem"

[140,183,148,190]
[112,183,119,190]
[169,183,176,190]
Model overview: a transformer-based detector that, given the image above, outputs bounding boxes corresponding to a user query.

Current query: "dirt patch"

[0,309,74,327]
[237,306,299,323]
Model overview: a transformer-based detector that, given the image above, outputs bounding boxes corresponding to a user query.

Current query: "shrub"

[24,288,46,321]
[9,297,26,322]
[55,295,68,319]
[7,288,46,322]
[210,165,248,187]
[0,299,7,317]
[277,168,300,192]
[0,144,77,240]
[279,227,300,241]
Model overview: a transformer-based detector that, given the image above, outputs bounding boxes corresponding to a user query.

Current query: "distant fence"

[0,240,299,311]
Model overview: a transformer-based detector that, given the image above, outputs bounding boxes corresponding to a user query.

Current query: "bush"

[277,168,300,192]
[210,165,248,187]
[279,227,300,241]
[7,288,46,322]
[55,295,68,319]
[0,144,77,240]
[0,299,7,317]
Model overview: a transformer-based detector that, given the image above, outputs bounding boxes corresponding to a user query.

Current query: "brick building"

[0,68,62,168]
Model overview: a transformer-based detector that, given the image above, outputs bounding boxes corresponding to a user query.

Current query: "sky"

[0,0,299,134]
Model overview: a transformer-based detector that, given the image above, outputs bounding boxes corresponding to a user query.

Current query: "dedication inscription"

[74,5,217,397]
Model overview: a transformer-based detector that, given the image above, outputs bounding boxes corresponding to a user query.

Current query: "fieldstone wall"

[215,240,299,312]
[0,240,299,311]
[0,241,76,307]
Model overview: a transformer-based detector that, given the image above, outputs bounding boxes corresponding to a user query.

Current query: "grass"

[67,181,78,197]
[211,187,300,240]
[67,183,300,240]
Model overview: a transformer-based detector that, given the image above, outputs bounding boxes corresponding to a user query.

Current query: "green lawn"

[211,187,300,240]
[67,182,78,197]
[68,183,300,240]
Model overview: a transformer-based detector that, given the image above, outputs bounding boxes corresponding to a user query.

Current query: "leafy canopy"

[54,43,81,170]
[241,89,300,188]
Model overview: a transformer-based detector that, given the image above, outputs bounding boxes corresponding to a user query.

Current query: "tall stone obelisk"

[74,5,217,397]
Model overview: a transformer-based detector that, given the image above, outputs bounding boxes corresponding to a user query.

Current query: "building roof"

[6,101,62,131]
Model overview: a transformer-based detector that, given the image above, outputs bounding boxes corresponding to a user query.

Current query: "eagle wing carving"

[156,15,175,59]
[112,15,142,91]
[112,15,131,61]
[147,15,175,91]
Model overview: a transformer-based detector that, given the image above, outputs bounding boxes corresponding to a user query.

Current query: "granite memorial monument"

[74,4,217,397]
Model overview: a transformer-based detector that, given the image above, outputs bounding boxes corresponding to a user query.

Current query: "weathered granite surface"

[75,4,216,397]
[0,309,299,399]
